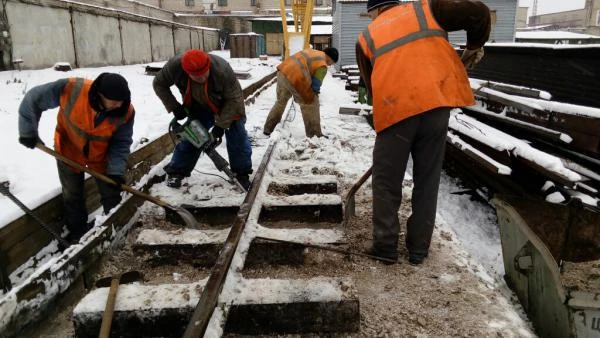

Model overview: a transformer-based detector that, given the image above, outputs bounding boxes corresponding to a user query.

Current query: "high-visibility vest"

[357,0,474,132]
[278,49,328,103]
[54,78,134,173]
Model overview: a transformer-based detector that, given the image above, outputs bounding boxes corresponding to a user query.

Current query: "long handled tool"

[169,117,249,192]
[95,270,143,338]
[342,166,373,227]
[0,180,71,249]
[255,236,396,264]
[35,144,200,229]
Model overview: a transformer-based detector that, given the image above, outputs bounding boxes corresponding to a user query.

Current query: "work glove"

[461,47,485,70]
[211,126,224,144]
[311,77,321,95]
[172,105,188,120]
[19,134,43,149]
[107,174,126,187]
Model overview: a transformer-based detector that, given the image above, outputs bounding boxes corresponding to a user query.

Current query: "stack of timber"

[446,78,600,337]
[332,64,361,91]
[468,44,600,109]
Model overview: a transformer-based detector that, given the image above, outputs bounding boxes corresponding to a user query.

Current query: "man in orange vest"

[357,0,490,265]
[18,73,134,243]
[263,47,339,138]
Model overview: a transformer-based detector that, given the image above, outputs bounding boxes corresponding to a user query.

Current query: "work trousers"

[372,107,451,256]
[165,106,252,177]
[263,72,322,137]
[57,161,122,241]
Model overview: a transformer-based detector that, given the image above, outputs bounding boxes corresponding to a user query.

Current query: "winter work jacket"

[153,53,245,129]
[278,49,328,104]
[18,78,135,175]
[356,0,491,132]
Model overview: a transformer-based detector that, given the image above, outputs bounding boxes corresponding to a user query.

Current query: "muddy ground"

[21,181,536,337]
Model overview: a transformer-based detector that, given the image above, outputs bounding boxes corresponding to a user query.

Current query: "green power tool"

[169,117,249,192]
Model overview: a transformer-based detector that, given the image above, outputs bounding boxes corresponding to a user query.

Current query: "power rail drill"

[169,117,249,192]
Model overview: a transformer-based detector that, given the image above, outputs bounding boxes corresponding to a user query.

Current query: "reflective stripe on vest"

[361,1,446,66]
[278,49,328,103]
[62,78,124,142]
[357,0,474,132]
[290,51,326,84]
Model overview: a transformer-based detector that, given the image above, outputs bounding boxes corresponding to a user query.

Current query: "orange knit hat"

[181,50,211,76]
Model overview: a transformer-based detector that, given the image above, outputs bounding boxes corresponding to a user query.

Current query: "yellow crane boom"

[280,0,314,58]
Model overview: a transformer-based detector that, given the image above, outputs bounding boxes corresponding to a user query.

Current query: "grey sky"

[518,0,585,15]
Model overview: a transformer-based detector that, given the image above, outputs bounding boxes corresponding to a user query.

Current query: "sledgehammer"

[95,270,143,338]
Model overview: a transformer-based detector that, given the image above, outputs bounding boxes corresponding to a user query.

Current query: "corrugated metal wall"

[332,4,342,64]
[333,0,517,66]
[332,1,371,67]
[448,0,517,44]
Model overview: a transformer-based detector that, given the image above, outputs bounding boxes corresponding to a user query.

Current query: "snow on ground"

[0,50,534,334]
[0,51,279,226]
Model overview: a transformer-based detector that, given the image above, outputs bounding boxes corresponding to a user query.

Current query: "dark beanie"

[323,47,339,63]
[366,0,399,12]
[93,72,130,101]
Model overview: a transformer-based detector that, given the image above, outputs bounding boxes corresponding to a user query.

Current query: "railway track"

[6,63,547,338]
[48,77,364,337]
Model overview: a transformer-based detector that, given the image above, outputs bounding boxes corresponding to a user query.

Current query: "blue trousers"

[165,108,252,176]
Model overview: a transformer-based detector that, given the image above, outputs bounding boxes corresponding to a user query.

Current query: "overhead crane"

[279,0,314,58]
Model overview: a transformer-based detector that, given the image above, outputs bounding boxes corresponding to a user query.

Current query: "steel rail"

[183,139,277,337]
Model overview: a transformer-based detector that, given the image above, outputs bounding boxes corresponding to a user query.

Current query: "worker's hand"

[107,174,126,186]
[172,105,188,120]
[19,134,43,149]
[461,47,485,70]
[211,126,224,144]
[311,78,321,94]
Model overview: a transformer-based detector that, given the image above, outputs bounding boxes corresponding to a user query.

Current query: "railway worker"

[263,47,339,138]
[153,49,252,190]
[357,0,491,265]
[18,73,134,243]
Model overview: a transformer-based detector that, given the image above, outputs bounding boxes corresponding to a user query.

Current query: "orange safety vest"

[357,0,474,132]
[278,49,328,103]
[54,78,134,173]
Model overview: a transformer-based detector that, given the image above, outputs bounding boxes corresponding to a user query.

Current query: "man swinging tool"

[153,49,253,190]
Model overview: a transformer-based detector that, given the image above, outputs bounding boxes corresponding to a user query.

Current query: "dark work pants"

[371,107,450,256]
[57,161,122,241]
[165,109,252,177]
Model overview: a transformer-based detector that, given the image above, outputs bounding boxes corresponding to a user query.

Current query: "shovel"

[35,144,200,229]
[342,166,372,227]
[95,270,143,338]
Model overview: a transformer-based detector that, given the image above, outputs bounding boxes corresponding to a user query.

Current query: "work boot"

[365,244,398,265]
[65,220,94,245]
[166,174,184,188]
[236,173,251,191]
[408,252,429,266]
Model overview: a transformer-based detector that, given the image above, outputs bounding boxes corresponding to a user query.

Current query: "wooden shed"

[252,16,333,56]
[229,33,266,58]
